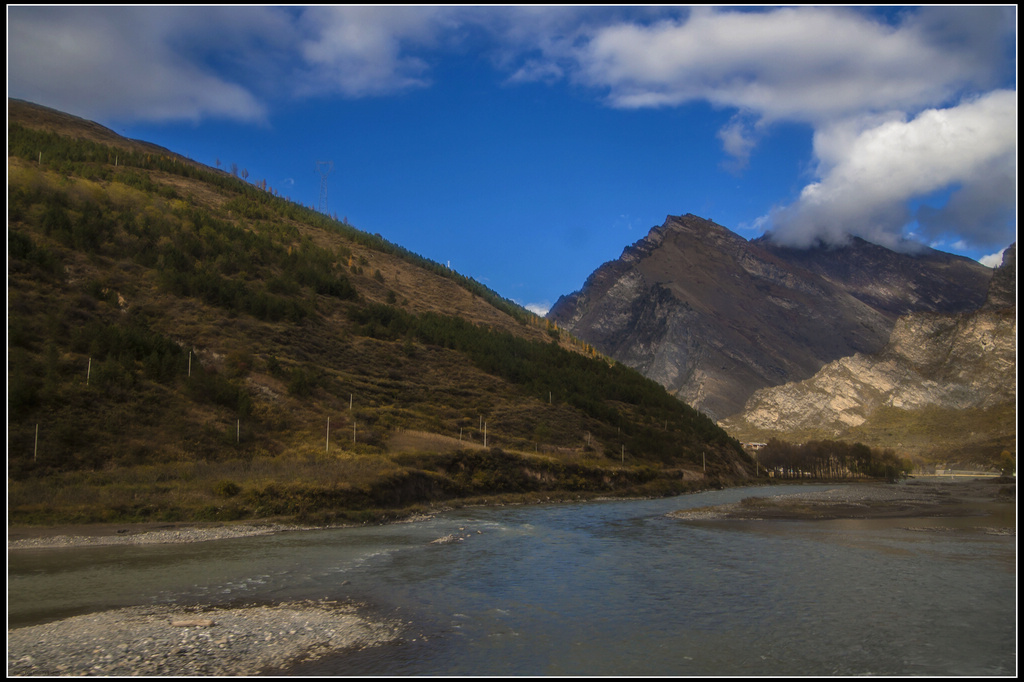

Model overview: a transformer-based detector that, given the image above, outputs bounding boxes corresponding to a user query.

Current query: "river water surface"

[8,483,1016,676]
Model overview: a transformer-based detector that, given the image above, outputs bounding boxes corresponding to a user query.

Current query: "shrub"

[215,480,242,498]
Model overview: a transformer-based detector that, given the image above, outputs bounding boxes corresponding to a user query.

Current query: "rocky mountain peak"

[549,213,995,421]
[620,214,741,265]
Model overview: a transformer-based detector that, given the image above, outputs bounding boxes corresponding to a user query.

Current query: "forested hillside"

[8,100,750,525]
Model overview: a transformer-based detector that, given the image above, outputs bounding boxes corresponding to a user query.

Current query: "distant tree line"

[756,439,912,482]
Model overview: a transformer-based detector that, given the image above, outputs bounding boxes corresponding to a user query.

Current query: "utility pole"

[315,161,334,215]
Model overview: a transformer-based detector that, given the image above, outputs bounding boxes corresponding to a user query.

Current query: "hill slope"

[7,99,752,525]
[548,214,992,420]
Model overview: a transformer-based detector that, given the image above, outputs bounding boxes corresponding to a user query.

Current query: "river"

[8,483,1017,676]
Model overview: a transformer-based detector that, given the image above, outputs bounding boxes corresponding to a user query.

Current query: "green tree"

[998,450,1015,477]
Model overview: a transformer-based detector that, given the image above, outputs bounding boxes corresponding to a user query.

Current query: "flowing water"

[8,483,1017,676]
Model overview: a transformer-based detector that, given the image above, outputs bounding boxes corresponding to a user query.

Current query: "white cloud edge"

[524,302,552,317]
[979,248,1007,268]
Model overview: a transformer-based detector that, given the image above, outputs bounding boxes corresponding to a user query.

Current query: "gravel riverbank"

[7,521,316,551]
[7,600,402,676]
[8,514,439,551]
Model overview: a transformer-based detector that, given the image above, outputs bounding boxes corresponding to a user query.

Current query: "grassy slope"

[7,100,751,525]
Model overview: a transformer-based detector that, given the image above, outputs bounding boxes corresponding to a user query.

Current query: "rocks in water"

[429,528,481,545]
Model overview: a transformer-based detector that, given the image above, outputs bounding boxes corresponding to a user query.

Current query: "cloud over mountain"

[561,7,1016,253]
[766,90,1017,252]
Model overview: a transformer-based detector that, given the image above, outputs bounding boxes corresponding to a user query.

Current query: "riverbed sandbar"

[7,600,401,676]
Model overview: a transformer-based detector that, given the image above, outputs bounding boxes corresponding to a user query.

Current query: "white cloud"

[524,302,552,317]
[574,7,990,122]
[979,248,1007,268]
[8,7,270,123]
[295,6,453,97]
[506,60,564,85]
[7,6,457,122]
[716,115,759,172]
[765,90,1017,250]
[915,154,1017,248]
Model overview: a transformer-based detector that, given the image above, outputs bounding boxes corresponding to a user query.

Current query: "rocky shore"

[7,600,402,676]
[669,478,1015,522]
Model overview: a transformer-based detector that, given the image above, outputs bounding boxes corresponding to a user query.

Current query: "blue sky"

[8,6,1017,314]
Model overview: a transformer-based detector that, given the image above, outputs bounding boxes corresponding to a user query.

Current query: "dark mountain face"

[752,235,992,317]
[548,214,993,421]
[982,242,1016,310]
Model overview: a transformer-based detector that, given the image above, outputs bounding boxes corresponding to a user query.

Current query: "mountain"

[981,242,1017,310]
[720,245,1016,467]
[754,235,994,317]
[548,214,993,421]
[7,100,751,525]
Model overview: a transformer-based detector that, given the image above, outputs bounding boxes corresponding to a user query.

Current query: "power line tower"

[315,160,334,215]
